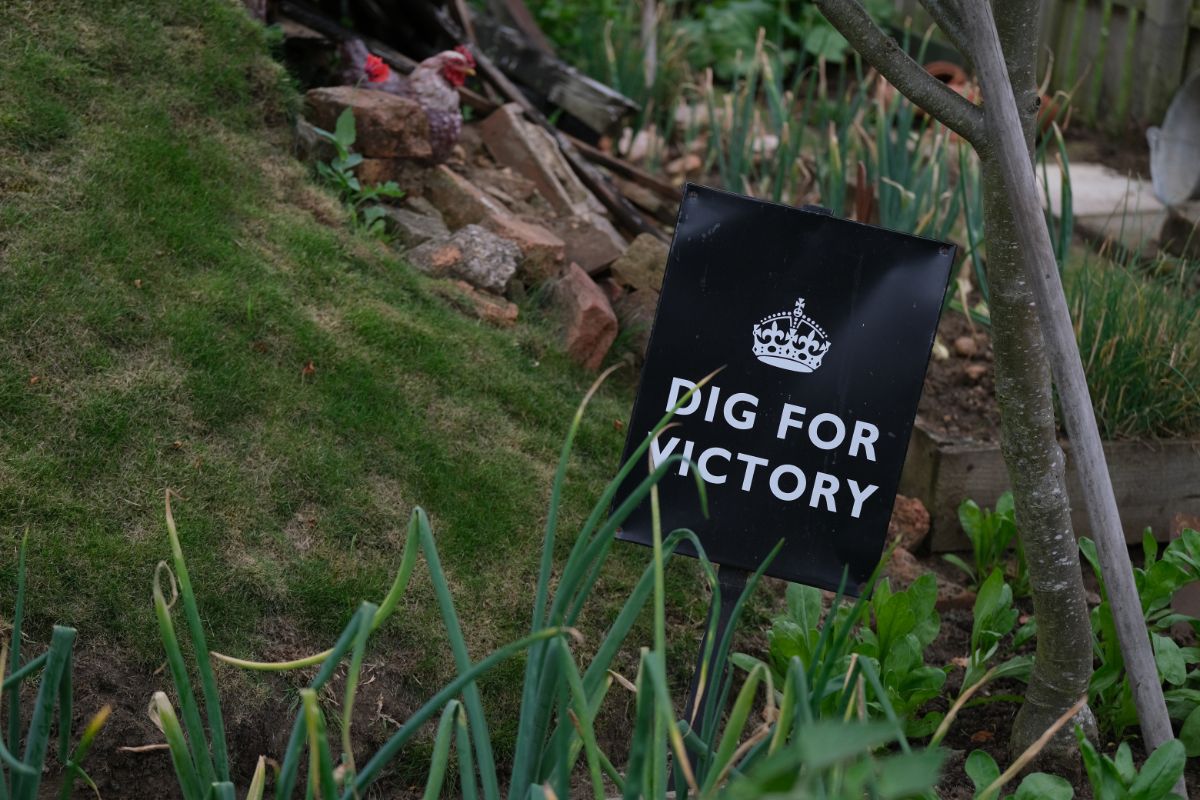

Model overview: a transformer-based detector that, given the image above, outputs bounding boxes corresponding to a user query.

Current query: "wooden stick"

[564,135,680,201]
[960,1,1183,793]
[439,11,667,241]
[978,696,1089,800]
[490,0,557,56]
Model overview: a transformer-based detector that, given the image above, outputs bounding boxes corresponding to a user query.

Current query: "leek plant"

[2,532,110,800]
[148,368,951,799]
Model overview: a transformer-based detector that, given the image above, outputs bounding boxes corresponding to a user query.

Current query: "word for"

[667,378,880,461]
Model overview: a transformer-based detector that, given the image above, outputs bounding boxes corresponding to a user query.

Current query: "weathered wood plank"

[900,422,1200,551]
[471,14,639,135]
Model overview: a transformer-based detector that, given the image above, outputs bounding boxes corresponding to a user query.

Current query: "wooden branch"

[960,2,1185,793]
[488,0,557,56]
[993,0,1043,154]
[564,135,681,202]
[813,0,985,146]
[279,2,418,70]
[471,13,639,135]
[437,11,666,241]
[917,0,973,64]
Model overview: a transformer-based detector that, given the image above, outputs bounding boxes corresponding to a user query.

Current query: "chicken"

[339,39,476,164]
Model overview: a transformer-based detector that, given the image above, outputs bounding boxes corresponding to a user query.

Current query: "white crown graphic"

[752,297,831,373]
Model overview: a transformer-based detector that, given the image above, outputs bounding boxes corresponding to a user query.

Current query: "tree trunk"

[811,0,1097,774]
[817,1,1182,790]
[978,150,1097,766]
[981,2,1097,768]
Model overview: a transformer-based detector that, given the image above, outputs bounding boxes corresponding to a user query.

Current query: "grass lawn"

[0,0,715,782]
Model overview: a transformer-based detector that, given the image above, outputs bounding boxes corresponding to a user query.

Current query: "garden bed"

[905,313,1200,551]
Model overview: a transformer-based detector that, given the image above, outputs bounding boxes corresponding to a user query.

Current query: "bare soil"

[917,311,1002,443]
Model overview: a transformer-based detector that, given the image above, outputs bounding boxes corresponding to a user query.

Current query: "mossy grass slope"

[0,0,709,761]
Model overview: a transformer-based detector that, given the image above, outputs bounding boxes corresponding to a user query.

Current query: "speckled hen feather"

[338,40,468,164]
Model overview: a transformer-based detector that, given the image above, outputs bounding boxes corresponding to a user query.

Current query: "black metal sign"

[614,184,955,593]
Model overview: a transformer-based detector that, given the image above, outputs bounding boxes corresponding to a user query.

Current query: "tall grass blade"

[215,524,421,672]
[421,701,460,800]
[56,648,72,763]
[300,690,338,800]
[12,625,73,800]
[154,692,205,800]
[244,757,267,800]
[1,654,46,691]
[454,704,478,800]
[347,627,568,797]
[164,492,230,781]
[701,662,767,793]
[153,563,217,787]
[274,605,372,800]
[413,508,499,800]
[553,645,605,800]
[514,369,720,797]
[621,654,656,800]
[698,542,782,752]
[339,601,377,790]
[5,532,27,766]
[512,364,620,796]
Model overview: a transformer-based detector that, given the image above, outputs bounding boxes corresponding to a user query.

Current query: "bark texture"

[978,153,1096,767]
[813,0,1098,775]
[982,1,1097,768]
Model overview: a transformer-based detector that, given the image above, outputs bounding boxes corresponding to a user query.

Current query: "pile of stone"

[301,86,674,371]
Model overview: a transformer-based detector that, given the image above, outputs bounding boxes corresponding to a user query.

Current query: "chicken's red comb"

[454,44,476,67]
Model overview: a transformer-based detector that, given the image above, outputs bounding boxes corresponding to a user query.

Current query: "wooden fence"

[896,0,1200,130]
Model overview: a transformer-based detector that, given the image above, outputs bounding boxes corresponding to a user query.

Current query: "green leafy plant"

[758,563,947,737]
[2,533,110,800]
[313,108,404,237]
[1074,730,1186,800]
[944,492,1028,595]
[1080,529,1200,740]
[148,369,953,799]
[962,569,1029,693]
[855,574,948,737]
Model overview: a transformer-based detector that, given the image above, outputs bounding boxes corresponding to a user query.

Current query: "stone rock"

[305,86,433,161]
[425,165,508,230]
[552,263,618,370]
[546,215,625,274]
[964,363,989,381]
[379,206,449,249]
[935,582,977,611]
[598,277,625,304]
[888,495,931,551]
[886,545,926,588]
[616,177,667,216]
[406,225,520,293]
[470,166,541,206]
[480,103,597,216]
[610,233,670,292]
[483,215,566,284]
[440,280,519,327]
[613,289,659,358]
[405,195,444,220]
[355,159,430,194]
[887,547,975,611]
[954,335,979,358]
